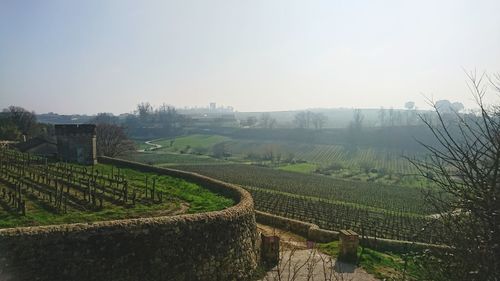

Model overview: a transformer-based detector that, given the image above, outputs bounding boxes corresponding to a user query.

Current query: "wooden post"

[152,178,156,201]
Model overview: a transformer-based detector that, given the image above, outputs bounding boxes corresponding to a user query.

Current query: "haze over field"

[1,0,500,114]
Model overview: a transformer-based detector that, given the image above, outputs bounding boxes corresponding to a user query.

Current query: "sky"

[1,0,499,115]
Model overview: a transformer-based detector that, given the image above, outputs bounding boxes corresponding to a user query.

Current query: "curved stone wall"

[0,157,259,281]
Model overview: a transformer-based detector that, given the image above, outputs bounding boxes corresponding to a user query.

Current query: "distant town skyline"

[1,0,500,115]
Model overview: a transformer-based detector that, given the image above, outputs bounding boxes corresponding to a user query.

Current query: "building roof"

[16,136,57,156]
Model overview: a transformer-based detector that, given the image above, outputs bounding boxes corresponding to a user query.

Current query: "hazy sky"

[1,0,499,114]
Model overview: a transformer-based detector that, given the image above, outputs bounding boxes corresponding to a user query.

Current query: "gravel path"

[137,140,162,152]
[258,224,378,281]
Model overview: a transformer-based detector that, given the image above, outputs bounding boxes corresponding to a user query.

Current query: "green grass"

[89,163,234,213]
[153,134,230,153]
[133,140,151,150]
[0,198,179,228]
[318,241,422,280]
[0,163,234,228]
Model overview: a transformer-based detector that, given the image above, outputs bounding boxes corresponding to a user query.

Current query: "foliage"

[410,72,500,280]
[0,105,48,140]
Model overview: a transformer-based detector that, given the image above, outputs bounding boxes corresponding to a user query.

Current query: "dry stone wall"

[0,158,259,281]
[256,210,447,253]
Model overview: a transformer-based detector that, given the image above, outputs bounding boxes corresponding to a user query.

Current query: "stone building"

[54,124,96,165]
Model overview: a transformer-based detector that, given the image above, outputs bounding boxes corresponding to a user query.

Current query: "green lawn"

[153,134,231,153]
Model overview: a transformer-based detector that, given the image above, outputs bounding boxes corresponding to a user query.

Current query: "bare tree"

[388,107,395,127]
[260,113,277,129]
[410,71,500,280]
[95,123,136,157]
[312,113,328,129]
[294,112,308,129]
[91,112,118,125]
[349,109,364,131]
[136,102,153,122]
[242,116,258,127]
[378,107,386,127]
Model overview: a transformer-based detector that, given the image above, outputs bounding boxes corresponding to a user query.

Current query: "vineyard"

[146,134,420,175]
[120,151,230,166]
[171,164,434,215]
[224,140,420,175]
[249,187,438,243]
[0,148,233,228]
[128,135,444,243]
[171,164,442,243]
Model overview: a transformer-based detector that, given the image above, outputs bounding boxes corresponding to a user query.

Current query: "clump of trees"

[259,113,277,129]
[212,142,231,158]
[90,114,136,157]
[0,106,51,141]
[293,111,327,129]
[411,72,500,280]
[240,116,258,127]
[124,102,190,136]
[349,109,364,131]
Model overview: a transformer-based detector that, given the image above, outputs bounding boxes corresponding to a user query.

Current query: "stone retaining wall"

[256,211,447,252]
[0,157,259,281]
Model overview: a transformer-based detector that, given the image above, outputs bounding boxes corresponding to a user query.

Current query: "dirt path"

[257,223,378,281]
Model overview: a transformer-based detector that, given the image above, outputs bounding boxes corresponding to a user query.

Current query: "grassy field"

[0,160,234,228]
[153,134,231,153]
